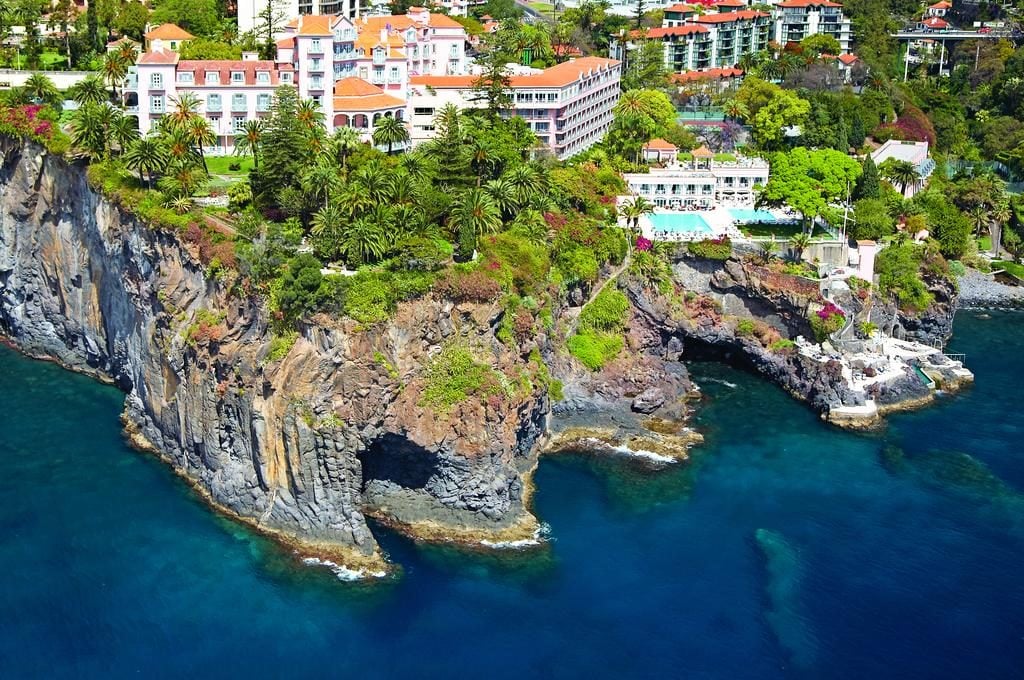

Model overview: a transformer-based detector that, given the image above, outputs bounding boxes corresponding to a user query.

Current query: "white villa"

[870,139,935,198]
[622,145,769,208]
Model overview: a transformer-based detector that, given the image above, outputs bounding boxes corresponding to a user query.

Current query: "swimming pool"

[648,212,712,234]
[730,208,778,223]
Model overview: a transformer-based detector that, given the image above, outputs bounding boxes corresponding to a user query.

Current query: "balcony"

[207,101,222,113]
[231,100,247,113]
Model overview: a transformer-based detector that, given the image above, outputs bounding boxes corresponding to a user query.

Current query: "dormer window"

[205,71,219,85]
[231,71,244,83]
[281,72,292,83]
[256,71,270,84]
[177,71,193,84]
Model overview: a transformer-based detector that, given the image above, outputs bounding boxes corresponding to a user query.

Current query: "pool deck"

[638,205,792,242]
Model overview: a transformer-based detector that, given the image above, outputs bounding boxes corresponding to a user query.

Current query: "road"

[515,0,553,24]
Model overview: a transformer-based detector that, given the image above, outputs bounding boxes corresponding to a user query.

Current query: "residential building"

[926,1,951,17]
[611,1,853,77]
[236,0,369,34]
[622,148,770,207]
[143,23,195,52]
[332,76,407,146]
[870,140,935,198]
[642,138,679,164]
[407,57,622,159]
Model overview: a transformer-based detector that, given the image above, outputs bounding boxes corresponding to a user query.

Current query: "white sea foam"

[480,522,552,548]
[579,437,677,465]
[301,556,387,581]
[706,378,738,388]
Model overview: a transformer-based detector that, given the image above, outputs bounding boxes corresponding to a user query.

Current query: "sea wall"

[0,142,546,572]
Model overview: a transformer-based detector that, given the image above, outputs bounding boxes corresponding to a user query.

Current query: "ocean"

[1,311,1022,678]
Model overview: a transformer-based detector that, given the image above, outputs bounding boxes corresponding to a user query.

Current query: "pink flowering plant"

[810,301,846,341]
[0,104,61,147]
[635,236,652,252]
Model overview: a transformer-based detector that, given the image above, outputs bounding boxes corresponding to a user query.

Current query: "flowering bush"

[0,104,60,146]
[688,236,732,260]
[809,302,845,342]
[635,236,652,252]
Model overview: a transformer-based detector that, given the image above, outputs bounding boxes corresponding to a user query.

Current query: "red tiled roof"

[921,16,949,28]
[714,0,746,6]
[144,23,195,41]
[645,25,710,38]
[295,14,335,36]
[838,53,859,64]
[671,67,743,82]
[664,2,697,11]
[275,37,295,49]
[175,60,282,86]
[644,138,677,151]
[691,145,714,157]
[137,49,179,65]
[928,1,951,8]
[695,10,769,23]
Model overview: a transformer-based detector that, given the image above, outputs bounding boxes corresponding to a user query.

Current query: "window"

[150,72,162,88]
[359,67,368,79]
[373,48,385,65]
[372,68,384,83]
[310,76,323,89]
[311,95,322,108]
[150,95,164,112]
[449,44,458,57]
[177,72,193,84]
[232,93,246,111]
[310,58,322,71]
[256,71,270,83]
[207,94,221,112]
[281,72,292,83]
[231,71,244,83]
[257,93,270,111]
[413,107,434,116]
[389,67,399,83]
[233,116,246,132]
[535,122,549,132]
[310,38,321,52]
[206,71,219,85]
[169,41,178,50]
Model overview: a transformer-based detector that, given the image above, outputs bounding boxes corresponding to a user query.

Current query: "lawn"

[205,155,254,176]
[0,50,70,70]
[526,1,556,15]
[978,235,992,253]
[740,223,824,239]
[993,260,1024,280]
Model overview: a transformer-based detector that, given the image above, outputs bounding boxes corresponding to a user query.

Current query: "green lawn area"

[740,223,824,239]
[993,260,1024,279]
[0,50,70,70]
[978,235,992,253]
[527,1,555,15]
[205,155,254,176]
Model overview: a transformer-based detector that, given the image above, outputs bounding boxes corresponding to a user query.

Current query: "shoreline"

[957,270,1024,308]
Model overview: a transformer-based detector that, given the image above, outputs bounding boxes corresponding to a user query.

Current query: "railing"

[944,353,966,363]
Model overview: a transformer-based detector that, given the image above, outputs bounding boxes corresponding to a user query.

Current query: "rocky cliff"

[0,143,546,574]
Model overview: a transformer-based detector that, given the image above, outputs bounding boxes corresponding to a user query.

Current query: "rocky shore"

[957,269,1024,308]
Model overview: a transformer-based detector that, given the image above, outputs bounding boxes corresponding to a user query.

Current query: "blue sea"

[2,311,1023,679]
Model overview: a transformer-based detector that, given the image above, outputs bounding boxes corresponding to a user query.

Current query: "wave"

[705,378,738,388]
[576,437,678,465]
[481,523,552,549]
[300,556,388,582]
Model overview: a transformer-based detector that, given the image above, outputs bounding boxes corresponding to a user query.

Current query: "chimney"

[242,51,259,61]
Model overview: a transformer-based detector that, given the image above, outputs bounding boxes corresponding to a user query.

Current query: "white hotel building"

[622,148,770,208]
[406,57,622,160]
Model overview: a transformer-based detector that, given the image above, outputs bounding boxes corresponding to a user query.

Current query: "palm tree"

[168,196,193,214]
[22,73,57,104]
[124,136,168,188]
[510,209,550,246]
[621,196,654,231]
[505,165,544,209]
[722,99,748,122]
[789,232,812,261]
[302,162,339,209]
[341,216,388,264]
[311,202,346,260]
[990,200,1011,256]
[759,238,778,264]
[296,99,325,133]
[162,126,201,168]
[399,150,433,184]
[467,137,493,186]
[185,115,216,172]
[68,103,108,158]
[102,51,129,104]
[450,189,502,236]
[372,116,409,155]
[166,92,201,131]
[234,119,265,170]
[68,76,107,106]
[881,159,918,196]
[336,184,374,219]
[108,111,140,155]
[328,126,361,171]
[484,177,516,218]
[352,161,393,204]
[158,164,207,199]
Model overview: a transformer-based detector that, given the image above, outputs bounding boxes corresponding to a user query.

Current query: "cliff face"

[0,143,545,572]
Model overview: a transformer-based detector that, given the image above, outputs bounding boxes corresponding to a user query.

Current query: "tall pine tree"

[856,155,880,200]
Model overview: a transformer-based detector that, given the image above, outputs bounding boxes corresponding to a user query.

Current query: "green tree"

[752,89,811,150]
[450,188,502,238]
[68,76,107,106]
[341,217,388,265]
[800,34,841,56]
[607,88,676,161]
[185,114,216,172]
[114,0,149,40]
[879,158,918,195]
[759,148,861,232]
[102,50,131,104]
[69,103,109,158]
[180,38,242,60]
[276,253,324,323]
[253,86,307,204]
[124,136,169,188]
[855,155,880,199]
[150,0,221,37]
[328,126,361,171]
[851,198,895,240]
[372,116,410,154]
[21,73,58,105]
[108,111,140,153]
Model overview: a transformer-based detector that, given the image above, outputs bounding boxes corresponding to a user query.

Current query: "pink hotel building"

[131,12,620,159]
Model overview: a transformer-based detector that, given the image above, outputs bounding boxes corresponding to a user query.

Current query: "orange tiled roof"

[671,67,744,82]
[695,10,769,23]
[664,2,697,11]
[921,16,949,28]
[714,0,746,6]
[838,53,859,64]
[137,49,180,65]
[928,1,952,8]
[276,37,295,49]
[644,138,678,151]
[691,145,714,157]
[333,77,405,110]
[144,23,195,41]
[295,14,335,35]
[412,57,619,90]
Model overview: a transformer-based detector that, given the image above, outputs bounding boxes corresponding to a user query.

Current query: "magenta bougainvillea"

[810,302,846,341]
[635,236,652,251]
[816,301,845,321]
[0,104,58,144]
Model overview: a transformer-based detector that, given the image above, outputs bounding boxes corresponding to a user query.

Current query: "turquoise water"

[649,212,712,234]
[2,311,1024,678]
[730,208,779,222]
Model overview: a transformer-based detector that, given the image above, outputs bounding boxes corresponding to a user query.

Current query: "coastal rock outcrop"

[0,143,545,571]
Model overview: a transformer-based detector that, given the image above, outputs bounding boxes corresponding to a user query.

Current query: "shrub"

[579,287,629,332]
[343,277,393,325]
[266,331,298,363]
[228,161,242,171]
[548,379,564,402]
[688,236,732,260]
[769,338,796,355]
[809,302,845,342]
[735,318,756,337]
[948,260,966,277]
[434,268,502,303]
[477,232,550,296]
[876,242,934,312]
[567,332,624,371]
[420,344,503,413]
